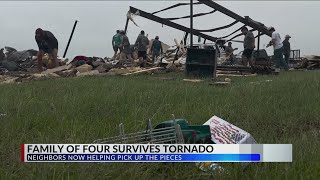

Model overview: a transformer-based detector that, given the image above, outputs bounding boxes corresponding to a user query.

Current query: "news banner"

[22,144,292,162]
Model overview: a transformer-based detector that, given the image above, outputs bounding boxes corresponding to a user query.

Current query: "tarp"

[4,47,37,63]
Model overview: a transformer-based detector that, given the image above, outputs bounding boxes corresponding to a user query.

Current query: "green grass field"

[1,71,320,179]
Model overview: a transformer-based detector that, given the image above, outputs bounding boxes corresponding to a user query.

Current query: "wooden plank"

[209,81,231,86]
[122,67,163,76]
[216,70,251,75]
[174,38,186,53]
[0,77,20,85]
[76,70,100,77]
[41,64,72,74]
[183,79,204,83]
[217,73,257,77]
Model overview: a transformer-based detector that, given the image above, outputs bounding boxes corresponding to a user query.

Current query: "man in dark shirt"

[135,30,149,67]
[283,35,291,65]
[0,48,5,62]
[150,36,163,64]
[241,26,255,67]
[35,28,58,71]
[119,30,133,65]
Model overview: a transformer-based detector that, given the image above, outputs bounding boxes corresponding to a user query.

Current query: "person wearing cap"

[112,30,121,60]
[119,30,133,65]
[266,27,289,71]
[135,30,149,67]
[283,35,291,65]
[240,26,255,67]
[150,36,163,64]
[35,28,59,71]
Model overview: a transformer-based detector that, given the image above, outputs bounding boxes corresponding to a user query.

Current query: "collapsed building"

[124,1,305,75]
[0,1,315,83]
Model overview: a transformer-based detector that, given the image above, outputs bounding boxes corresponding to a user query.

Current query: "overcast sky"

[0,1,319,58]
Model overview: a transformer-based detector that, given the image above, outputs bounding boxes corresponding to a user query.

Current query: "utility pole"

[190,0,193,47]
[124,18,129,34]
[63,20,78,58]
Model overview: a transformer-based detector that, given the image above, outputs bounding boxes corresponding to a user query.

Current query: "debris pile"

[295,55,320,70]
[157,39,187,66]
[0,38,289,86]
[0,47,169,85]
[0,39,187,85]
[0,47,37,71]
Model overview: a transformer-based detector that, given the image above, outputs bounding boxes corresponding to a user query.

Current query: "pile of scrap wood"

[0,61,165,85]
[0,41,176,85]
[0,46,70,72]
[216,70,257,77]
[38,60,165,78]
[216,65,276,75]
[295,55,320,70]
[155,39,187,67]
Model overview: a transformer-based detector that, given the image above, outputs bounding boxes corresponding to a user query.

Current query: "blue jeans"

[274,47,288,70]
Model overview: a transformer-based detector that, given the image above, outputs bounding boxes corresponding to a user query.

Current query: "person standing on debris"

[119,30,133,65]
[35,28,59,71]
[283,35,291,65]
[266,27,289,71]
[135,30,149,67]
[0,48,5,62]
[150,36,163,64]
[225,42,236,65]
[241,27,255,67]
[112,30,121,60]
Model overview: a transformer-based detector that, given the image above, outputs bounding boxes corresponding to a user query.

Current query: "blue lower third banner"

[26,154,260,162]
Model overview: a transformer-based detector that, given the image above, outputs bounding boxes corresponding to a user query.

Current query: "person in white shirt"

[266,27,289,70]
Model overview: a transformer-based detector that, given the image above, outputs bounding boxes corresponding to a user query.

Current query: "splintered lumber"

[216,65,252,72]
[76,70,100,77]
[224,78,232,82]
[216,70,252,75]
[122,67,162,75]
[46,73,60,78]
[109,68,130,75]
[164,57,175,62]
[216,73,257,77]
[0,77,20,85]
[174,38,186,53]
[174,39,180,49]
[127,67,142,73]
[166,63,180,72]
[75,64,93,73]
[30,73,60,79]
[209,81,231,86]
[32,74,47,79]
[55,69,77,77]
[183,79,204,83]
[41,64,72,74]
[307,63,319,69]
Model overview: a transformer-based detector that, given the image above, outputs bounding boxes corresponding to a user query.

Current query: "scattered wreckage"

[125,1,290,76]
[0,1,314,86]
